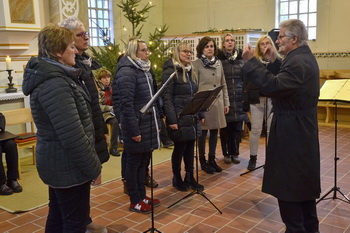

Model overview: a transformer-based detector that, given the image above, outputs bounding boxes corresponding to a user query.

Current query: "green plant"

[90,27,121,77]
[148,25,172,83]
[117,0,154,37]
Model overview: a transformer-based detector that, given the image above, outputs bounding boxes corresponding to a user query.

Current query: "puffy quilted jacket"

[112,56,160,153]
[22,56,101,188]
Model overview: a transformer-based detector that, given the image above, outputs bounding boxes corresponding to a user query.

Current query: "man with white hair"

[242,19,321,233]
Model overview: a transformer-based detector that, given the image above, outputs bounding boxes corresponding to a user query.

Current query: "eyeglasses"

[277,34,291,40]
[138,48,150,53]
[181,50,192,54]
[76,32,89,38]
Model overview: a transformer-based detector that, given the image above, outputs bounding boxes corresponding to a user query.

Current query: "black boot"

[172,174,188,191]
[208,154,222,172]
[199,154,215,174]
[247,155,257,171]
[184,172,204,191]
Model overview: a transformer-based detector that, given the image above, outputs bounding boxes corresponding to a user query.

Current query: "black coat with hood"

[22,57,102,188]
[217,49,249,123]
[112,56,160,154]
[162,59,202,142]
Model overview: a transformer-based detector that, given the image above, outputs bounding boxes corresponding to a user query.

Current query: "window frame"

[88,0,114,46]
[276,0,317,40]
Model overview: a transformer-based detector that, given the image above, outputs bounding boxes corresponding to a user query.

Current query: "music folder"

[319,79,350,103]
[180,85,223,116]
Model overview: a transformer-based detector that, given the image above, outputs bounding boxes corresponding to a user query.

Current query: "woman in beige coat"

[192,36,230,174]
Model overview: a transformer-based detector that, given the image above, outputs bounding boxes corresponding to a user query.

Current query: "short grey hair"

[280,19,308,46]
[58,17,84,31]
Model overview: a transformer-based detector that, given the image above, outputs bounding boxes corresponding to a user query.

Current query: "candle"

[6,56,12,70]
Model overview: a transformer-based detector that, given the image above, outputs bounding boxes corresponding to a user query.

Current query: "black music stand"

[317,79,350,204]
[140,71,177,233]
[167,86,223,214]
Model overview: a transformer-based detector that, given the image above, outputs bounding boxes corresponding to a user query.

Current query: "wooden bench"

[2,108,36,178]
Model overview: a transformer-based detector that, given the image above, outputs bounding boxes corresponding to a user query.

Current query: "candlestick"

[6,56,12,70]
[5,69,17,93]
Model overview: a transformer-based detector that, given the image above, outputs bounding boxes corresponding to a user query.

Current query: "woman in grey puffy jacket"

[22,25,102,232]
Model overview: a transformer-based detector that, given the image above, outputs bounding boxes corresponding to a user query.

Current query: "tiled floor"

[1,125,350,233]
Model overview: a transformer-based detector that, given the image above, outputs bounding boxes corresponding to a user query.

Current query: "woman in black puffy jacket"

[162,42,204,192]
[113,39,161,214]
[217,33,250,165]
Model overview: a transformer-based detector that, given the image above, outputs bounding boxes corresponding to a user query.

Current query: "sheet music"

[319,79,350,102]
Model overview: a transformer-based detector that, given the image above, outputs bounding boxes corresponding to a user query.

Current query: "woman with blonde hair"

[113,38,161,214]
[243,35,282,170]
[217,33,250,166]
[162,42,204,191]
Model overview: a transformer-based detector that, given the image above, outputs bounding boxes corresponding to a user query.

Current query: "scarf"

[259,57,270,65]
[174,61,192,72]
[200,55,218,67]
[134,58,151,72]
[223,49,238,62]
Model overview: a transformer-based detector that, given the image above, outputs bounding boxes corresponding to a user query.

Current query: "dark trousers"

[159,118,172,145]
[45,181,91,233]
[198,129,218,157]
[172,140,195,174]
[106,117,119,150]
[121,150,151,179]
[125,151,151,204]
[278,199,319,233]
[0,139,19,184]
[220,121,243,156]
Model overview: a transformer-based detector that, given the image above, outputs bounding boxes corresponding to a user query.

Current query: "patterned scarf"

[200,55,218,67]
[259,57,270,65]
[223,49,238,62]
[134,58,151,72]
[174,61,192,72]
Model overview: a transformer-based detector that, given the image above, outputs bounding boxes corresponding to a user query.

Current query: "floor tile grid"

[0,125,350,232]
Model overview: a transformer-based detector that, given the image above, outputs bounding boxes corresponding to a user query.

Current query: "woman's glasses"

[76,31,89,38]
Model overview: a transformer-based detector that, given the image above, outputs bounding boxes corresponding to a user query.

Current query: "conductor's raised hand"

[242,44,255,62]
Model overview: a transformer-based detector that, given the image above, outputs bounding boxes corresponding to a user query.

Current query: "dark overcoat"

[242,45,321,202]
[75,53,109,164]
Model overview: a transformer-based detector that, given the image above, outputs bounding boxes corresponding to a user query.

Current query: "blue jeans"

[45,182,91,233]
[125,151,151,204]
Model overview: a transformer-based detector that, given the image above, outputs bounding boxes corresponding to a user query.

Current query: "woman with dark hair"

[162,42,204,191]
[192,36,230,174]
[217,33,250,165]
[113,38,161,214]
[22,25,102,232]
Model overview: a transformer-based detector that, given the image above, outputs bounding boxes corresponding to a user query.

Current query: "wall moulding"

[0,0,41,51]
